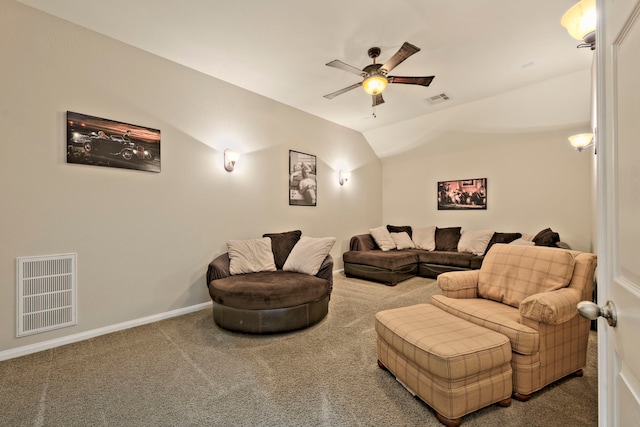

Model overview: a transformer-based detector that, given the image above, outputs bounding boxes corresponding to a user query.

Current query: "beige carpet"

[0,273,597,426]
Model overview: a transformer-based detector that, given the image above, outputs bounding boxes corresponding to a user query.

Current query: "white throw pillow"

[283,236,336,276]
[457,229,494,256]
[369,226,396,251]
[520,233,535,241]
[412,226,436,251]
[227,237,277,275]
[390,232,415,250]
[509,238,536,246]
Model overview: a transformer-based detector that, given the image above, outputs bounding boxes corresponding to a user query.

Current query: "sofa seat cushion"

[343,250,417,271]
[209,271,330,310]
[412,250,474,268]
[478,244,576,308]
[431,294,539,355]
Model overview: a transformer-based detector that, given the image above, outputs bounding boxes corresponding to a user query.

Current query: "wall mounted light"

[561,0,597,49]
[568,133,594,152]
[339,170,351,185]
[224,149,240,172]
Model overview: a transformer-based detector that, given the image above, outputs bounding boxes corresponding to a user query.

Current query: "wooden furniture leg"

[435,412,462,427]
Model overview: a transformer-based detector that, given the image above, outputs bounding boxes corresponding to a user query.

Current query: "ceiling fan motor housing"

[367,47,381,60]
[363,63,383,75]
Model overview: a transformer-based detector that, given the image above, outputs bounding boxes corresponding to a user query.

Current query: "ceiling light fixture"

[561,0,597,49]
[362,73,388,95]
[568,133,594,152]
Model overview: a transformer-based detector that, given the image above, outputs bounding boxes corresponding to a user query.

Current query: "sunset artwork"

[66,111,161,173]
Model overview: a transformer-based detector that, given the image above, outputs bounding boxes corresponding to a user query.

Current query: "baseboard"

[333,268,344,274]
[0,301,212,362]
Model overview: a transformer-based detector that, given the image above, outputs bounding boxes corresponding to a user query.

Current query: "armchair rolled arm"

[519,288,582,325]
[206,253,231,287]
[436,270,480,299]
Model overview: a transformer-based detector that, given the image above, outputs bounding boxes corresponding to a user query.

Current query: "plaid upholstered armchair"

[431,243,597,401]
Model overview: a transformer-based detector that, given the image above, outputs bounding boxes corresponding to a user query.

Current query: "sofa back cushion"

[484,232,522,255]
[262,230,302,269]
[533,227,561,247]
[434,227,462,251]
[478,244,576,308]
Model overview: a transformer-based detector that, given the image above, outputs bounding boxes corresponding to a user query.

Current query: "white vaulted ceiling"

[18,0,593,157]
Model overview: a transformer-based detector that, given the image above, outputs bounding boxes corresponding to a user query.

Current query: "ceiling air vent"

[426,93,450,105]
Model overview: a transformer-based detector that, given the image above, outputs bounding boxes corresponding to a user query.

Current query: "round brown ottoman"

[209,270,331,334]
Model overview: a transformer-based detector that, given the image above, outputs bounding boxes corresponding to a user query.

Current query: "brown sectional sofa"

[343,226,563,285]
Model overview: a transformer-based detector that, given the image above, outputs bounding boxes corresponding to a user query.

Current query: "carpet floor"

[0,273,598,426]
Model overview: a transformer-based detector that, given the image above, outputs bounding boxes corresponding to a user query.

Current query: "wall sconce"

[339,170,351,185]
[568,133,594,152]
[224,149,240,172]
[561,0,597,50]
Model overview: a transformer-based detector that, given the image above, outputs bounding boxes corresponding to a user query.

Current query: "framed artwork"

[66,111,161,173]
[438,178,487,210]
[289,150,317,206]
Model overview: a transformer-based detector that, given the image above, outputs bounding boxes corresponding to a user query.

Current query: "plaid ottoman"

[375,304,512,427]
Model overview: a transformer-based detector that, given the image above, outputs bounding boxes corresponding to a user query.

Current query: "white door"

[597,0,640,424]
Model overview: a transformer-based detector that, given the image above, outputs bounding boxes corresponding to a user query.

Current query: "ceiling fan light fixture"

[362,73,388,95]
[561,0,596,47]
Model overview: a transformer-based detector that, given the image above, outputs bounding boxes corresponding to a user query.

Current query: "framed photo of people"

[289,150,317,206]
[437,178,487,210]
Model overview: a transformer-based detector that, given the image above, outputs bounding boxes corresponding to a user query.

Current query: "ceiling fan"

[323,42,435,108]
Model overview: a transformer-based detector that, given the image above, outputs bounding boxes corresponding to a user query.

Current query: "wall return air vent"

[16,253,77,337]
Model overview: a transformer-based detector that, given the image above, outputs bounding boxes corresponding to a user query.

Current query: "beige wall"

[0,1,382,354]
[382,128,594,251]
[378,65,594,253]
[0,0,595,357]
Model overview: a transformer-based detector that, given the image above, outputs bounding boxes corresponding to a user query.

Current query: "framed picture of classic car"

[66,111,161,173]
[289,150,317,206]
[437,178,487,210]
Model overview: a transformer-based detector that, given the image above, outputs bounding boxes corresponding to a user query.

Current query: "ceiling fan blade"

[387,75,435,87]
[372,93,385,107]
[326,60,368,77]
[380,42,420,75]
[323,82,362,99]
